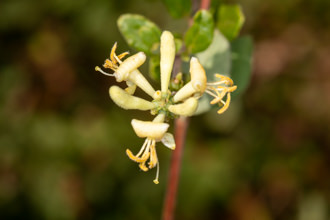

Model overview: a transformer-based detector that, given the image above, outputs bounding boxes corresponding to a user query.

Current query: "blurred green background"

[0,0,329,219]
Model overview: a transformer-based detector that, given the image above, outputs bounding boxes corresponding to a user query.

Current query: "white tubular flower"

[126,114,175,184]
[109,86,155,111]
[95,43,155,97]
[172,57,207,103]
[96,31,238,184]
[168,97,198,116]
[160,31,175,93]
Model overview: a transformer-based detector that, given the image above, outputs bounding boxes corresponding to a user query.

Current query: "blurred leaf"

[217,4,245,41]
[196,30,231,78]
[117,14,161,55]
[149,55,161,81]
[230,36,253,97]
[174,37,183,53]
[194,95,212,115]
[162,0,191,18]
[184,10,214,54]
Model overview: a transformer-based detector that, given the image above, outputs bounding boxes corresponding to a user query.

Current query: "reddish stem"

[200,0,210,10]
[162,117,189,220]
[162,1,210,219]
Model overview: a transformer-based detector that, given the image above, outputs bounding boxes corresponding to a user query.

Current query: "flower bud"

[109,86,155,110]
[160,31,175,93]
[190,57,207,93]
[131,119,169,140]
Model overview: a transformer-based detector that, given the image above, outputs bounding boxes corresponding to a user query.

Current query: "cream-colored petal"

[168,97,198,116]
[131,119,169,140]
[190,57,207,93]
[125,81,137,95]
[160,31,175,93]
[114,52,146,82]
[172,82,195,103]
[127,69,155,97]
[153,113,165,123]
[109,86,155,110]
[161,133,176,150]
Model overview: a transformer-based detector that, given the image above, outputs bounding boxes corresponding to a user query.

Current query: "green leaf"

[184,10,214,54]
[149,55,161,81]
[162,0,191,18]
[117,14,161,55]
[217,4,245,41]
[230,36,253,97]
[196,30,231,80]
[194,95,212,115]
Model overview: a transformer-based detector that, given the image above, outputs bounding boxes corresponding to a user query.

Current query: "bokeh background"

[0,0,329,219]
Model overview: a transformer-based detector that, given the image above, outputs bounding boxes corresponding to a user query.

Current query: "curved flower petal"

[131,119,169,140]
[168,97,198,116]
[109,86,155,110]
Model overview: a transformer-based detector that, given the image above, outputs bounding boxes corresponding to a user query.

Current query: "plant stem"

[162,1,210,219]
[162,116,189,220]
[200,0,210,10]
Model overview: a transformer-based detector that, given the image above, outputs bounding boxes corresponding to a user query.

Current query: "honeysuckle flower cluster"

[96,31,236,184]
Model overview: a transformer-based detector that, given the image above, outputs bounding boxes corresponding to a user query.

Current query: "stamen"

[118,52,129,60]
[153,141,160,184]
[114,54,122,64]
[209,89,226,104]
[206,80,227,86]
[135,138,149,158]
[153,162,160,184]
[217,93,231,114]
[95,66,115,77]
[214,74,234,86]
[227,85,237,92]
[148,140,157,169]
[110,42,118,63]
[205,89,218,99]
[126,149,150,162]
[139,162,149,172]
[139,140,151,163]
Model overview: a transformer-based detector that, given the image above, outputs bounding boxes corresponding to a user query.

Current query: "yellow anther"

[126,149,150,163]
[139,163,149,172]
[217,93,231,114]
[110,42,118,63]
[215,74,234,86]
